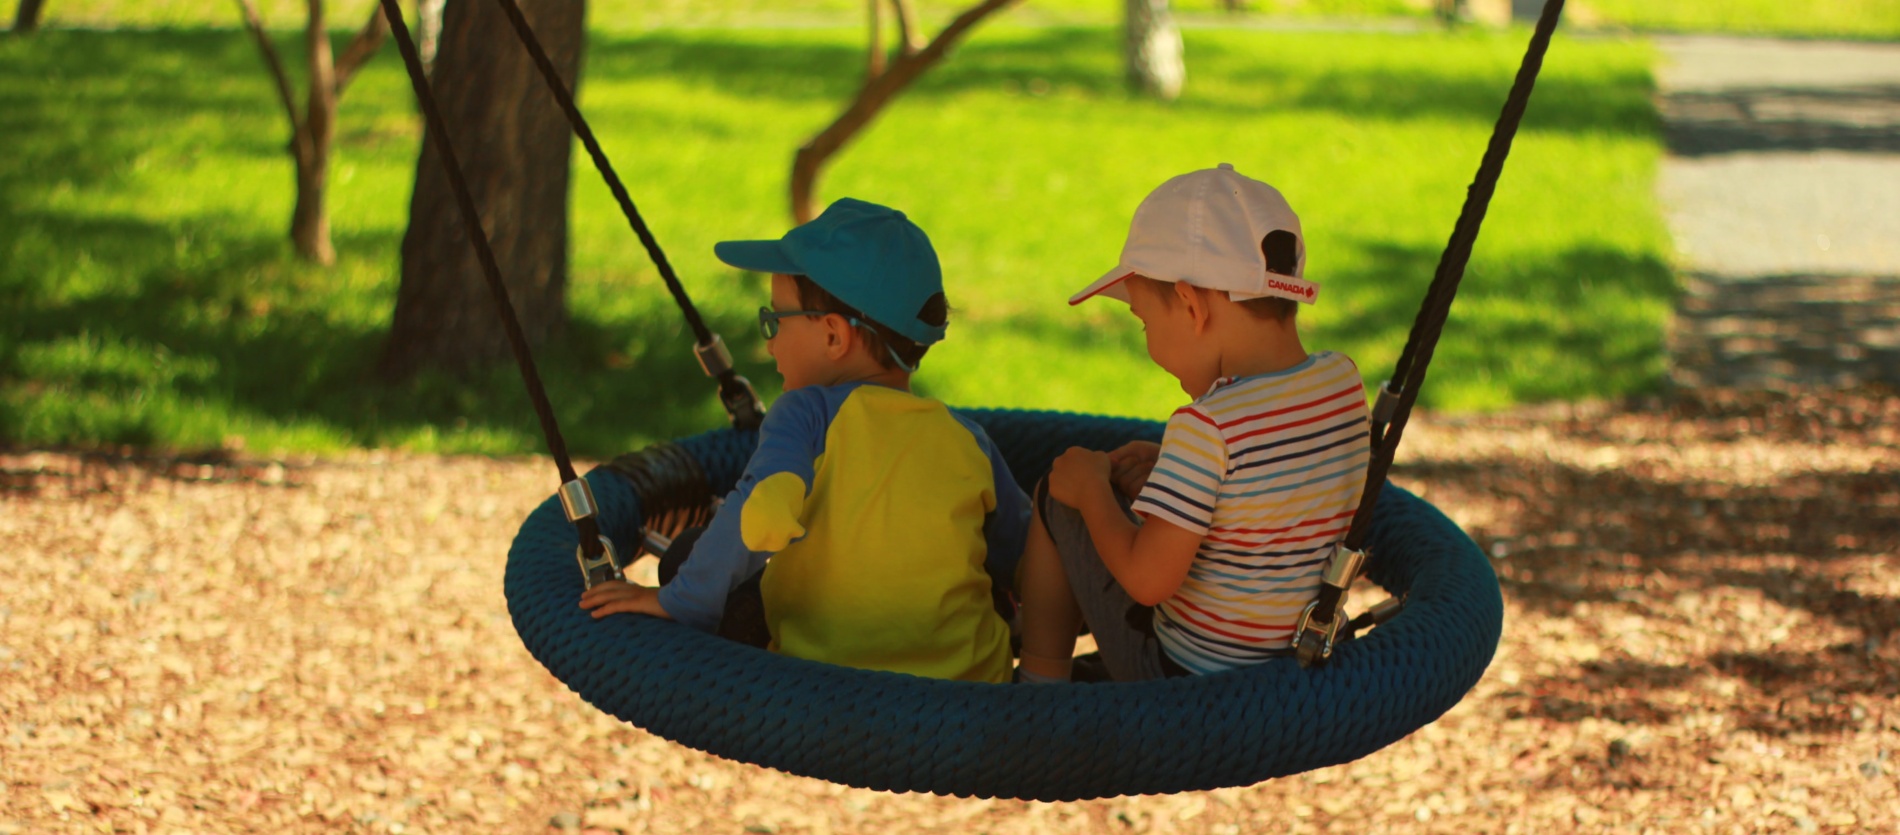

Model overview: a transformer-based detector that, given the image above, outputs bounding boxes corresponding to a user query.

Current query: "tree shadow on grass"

[2,27,1667,454]
[0,202,763,457]
[0,30,352,200]
[958,239,1675,413]
[1316,239,1675,407]
[582,27,1658,137]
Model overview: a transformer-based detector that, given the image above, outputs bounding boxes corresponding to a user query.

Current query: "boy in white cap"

[582,197,1029,683]
[1016,164,1372,682]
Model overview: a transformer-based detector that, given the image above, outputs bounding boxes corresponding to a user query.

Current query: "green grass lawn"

[0,23,1669,457]
[32,0,1900,39]
[1581,0,1900,41]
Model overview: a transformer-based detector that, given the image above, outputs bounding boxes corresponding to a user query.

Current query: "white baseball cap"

[1069,163,1316,306]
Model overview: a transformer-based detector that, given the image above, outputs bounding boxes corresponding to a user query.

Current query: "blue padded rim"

[505,409,1502,801]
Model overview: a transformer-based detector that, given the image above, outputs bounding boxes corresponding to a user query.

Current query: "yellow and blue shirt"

[657,382,1028,683]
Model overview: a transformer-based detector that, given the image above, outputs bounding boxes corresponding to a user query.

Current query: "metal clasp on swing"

[1293,543,1367,667]
[560,478,625,588]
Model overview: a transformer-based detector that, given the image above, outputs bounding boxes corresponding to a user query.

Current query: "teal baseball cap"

[714,198,947,346]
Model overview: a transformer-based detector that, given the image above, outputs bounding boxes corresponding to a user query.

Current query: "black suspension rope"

[488,0,764,431]
[1344,0,1566,552]
[377,0,604,559]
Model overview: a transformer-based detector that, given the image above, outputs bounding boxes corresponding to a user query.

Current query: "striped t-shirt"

[1130,351,1371,674]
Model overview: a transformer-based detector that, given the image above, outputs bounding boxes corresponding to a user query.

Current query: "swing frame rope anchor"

[559,479,626,587]
[1294,543,1367,667]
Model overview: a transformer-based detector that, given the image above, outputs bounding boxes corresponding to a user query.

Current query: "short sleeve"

[1130,407,1227,536]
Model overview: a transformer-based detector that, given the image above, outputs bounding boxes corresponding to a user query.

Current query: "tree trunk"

[12,0,46,34]
[289,0,338,265]
[1124,0,1183,101]
[380,0,585,381]
[237,0,383,267]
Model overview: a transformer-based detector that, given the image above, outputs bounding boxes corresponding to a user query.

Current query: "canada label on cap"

[1262,274,1319,304]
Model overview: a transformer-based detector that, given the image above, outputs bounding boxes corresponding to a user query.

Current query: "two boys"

[585,165,1369,685]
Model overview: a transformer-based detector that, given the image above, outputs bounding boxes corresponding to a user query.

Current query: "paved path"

[1657,36,1900,390]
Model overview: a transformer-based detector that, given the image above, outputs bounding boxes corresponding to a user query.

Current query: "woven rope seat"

[505,409,1503,801]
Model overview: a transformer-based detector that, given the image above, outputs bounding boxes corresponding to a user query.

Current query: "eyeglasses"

[758,306,828,340]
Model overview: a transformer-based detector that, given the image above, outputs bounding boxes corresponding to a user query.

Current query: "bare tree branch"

[792,0,1020,222]
[890,0,923,56]
[234,0,306,144]
[866,0,886,81]
[333,0,391,97]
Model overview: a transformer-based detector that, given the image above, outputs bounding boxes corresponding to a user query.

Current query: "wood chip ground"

[3,390,1896,834]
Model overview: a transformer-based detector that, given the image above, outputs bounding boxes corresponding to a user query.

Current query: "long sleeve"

[658,388,827,633]
[961,417,1031,588]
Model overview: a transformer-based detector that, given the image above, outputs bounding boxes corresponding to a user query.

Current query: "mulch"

[2,388,1896,834]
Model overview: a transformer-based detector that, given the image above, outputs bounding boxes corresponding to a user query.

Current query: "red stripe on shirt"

[1203,525,1348,548]
[1173,406,1217,427]
[1228,400,1365,445]
[1213,384,1360,429]
[1165,597,1295,642]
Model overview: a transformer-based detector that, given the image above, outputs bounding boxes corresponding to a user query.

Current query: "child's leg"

[1038,492,1179,682]
[1017,509,1082,681]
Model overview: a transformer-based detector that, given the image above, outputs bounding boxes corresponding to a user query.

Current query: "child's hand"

[1047,447,1113,510]
[1107,441,1162,498]
[578,579,673,620]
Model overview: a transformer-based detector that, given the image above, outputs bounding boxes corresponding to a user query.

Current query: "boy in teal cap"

[581,198,1029,683]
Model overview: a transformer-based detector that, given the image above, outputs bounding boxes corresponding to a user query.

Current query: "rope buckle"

[560,478,626,588]
[1292,600,1341,667]
[575,535,622,589]
[1294,544,1367,668]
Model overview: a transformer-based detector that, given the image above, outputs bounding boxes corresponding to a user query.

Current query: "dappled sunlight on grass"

[3,24,1669,455]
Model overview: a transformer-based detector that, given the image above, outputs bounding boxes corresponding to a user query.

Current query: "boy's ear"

[1174,281,1212,333]
[822,313,854,359]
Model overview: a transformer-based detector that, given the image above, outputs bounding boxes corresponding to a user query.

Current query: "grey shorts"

[1037,481,1189,681]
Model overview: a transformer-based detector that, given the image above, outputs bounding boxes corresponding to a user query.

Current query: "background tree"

[864,0,925,80]
[1126,0,1183,100]
[11,0,46,34]
[417,0,446,72]
[236,0,390,266]
[792,0,1019,223]
[379,0,585,381]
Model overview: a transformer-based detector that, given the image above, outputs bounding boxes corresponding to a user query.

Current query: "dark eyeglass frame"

[757,306,830,340]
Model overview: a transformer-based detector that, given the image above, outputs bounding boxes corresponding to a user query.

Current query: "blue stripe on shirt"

[1228,430,1372,479]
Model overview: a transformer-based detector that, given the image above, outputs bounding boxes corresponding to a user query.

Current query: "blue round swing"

[506,411,1500,800]
[374,0,1565,802]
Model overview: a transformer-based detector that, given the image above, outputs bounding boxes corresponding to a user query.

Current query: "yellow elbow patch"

[741,472,808,552]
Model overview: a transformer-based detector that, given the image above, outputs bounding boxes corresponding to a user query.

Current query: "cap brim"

[713,240,802,276]
[1068,267,1135,306]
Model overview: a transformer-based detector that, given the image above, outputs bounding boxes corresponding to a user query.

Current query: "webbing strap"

[377,0,604,558]
[1305,0,1567,659]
